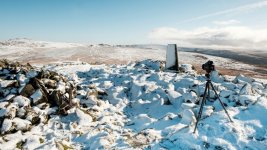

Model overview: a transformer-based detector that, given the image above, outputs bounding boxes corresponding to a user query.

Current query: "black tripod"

[193,73,233,133]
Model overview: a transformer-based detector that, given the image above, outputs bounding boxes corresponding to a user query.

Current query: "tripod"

[193,73,233,133]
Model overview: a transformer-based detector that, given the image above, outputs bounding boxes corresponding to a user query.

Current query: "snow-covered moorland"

[0,59,267,149]
[1,38,266,79]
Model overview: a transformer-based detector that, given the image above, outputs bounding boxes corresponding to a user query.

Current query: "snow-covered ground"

[1,60,266,149]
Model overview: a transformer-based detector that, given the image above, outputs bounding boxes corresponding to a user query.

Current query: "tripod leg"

[207,84,210,103]
[210,82,233,122]
[194,82,208,133]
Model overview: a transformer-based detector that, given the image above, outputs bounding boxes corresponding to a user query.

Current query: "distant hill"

[0,38,85,48]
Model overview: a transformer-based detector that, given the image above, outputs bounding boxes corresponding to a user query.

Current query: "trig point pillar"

[165,44,179,72]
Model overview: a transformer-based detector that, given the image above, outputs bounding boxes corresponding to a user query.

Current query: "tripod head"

[202,60,214,80]
[205,72,211,79]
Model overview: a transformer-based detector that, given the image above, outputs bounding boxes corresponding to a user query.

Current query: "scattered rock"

[75,108,93,125]
[179,64,195,73]
[220,90,235,98]
[13,117,31,131]
[42,79,57,89]
[182,91,198,103]
[19,84,35,97]
[201,106,214,118]
[13,95,31,107]
[239,83,255,95]
[30,89,48,105]
[1,118,13,134]
[233,74,255,84]
[180,109,196,125]
[181,103,196,110]
[26,108,40,125]
[252,82,264,92]
[5,106,17,119]
[0,80,18,88]
[238,95,257,106]
[210,71,225,83]
[167,90,183,108]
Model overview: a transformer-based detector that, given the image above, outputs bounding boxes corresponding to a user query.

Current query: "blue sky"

[1,0,267,48]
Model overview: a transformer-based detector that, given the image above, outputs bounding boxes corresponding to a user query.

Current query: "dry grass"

[193,64,267,79]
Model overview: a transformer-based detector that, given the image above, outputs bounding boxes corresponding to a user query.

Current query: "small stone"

[233,74,255,84]
[180,109,196,125]
[182,91,198,103]
[239,83,255,95]
[202,106,214,118]
[56,81,66,93]
[36,103,50,110]
[26,70,38,78]
[75,108,93,125]
[17,107,27,118]
[1,118,13,134]
[17,74,28,86]
[26,109,40,125]
[30,89,48,105]
[49,90,61,106]
[238,95,257,106]
[10,88,17,94]
[85,95,98,105]
[71,98,80,107]
[220,90,234,98]
[2,69,10,74]
[19,84,35,97]
[3,94,16,101]
[13,117,31,132]
[51,75,60,82]
[0,108,6,117]
[229,94,239,102]
[181,103,196,110]
[1,89,10,97]
[210,71,225,83]
[42,79,57,89]
[167,90,183,108]
[252,82,264,91]
[175,78,198,88]
[221,82,237,91]
[5,105,17,119]
[0,80,17,88]
[13,95,31,107]
[0,101,9,109]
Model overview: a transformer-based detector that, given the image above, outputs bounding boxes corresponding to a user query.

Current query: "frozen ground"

[0,38,266,78]
[1,60,267,149]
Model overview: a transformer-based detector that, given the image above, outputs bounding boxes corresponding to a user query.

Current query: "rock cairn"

[0,59,77,135]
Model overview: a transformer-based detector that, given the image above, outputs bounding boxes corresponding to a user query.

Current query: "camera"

[202,60,215,73]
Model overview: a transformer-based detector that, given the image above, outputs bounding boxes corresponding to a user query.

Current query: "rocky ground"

[0,59,266,149]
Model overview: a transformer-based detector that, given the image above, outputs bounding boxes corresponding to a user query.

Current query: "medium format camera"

[202,60,215,73]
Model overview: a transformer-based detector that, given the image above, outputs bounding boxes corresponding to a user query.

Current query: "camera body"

[202,60,215,73]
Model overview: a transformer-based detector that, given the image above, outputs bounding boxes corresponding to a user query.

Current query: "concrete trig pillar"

[165,44,179,72]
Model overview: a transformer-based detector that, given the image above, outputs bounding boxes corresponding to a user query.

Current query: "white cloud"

[148,26,267,50]
[179,1,267,24]
[213,20,240,26]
